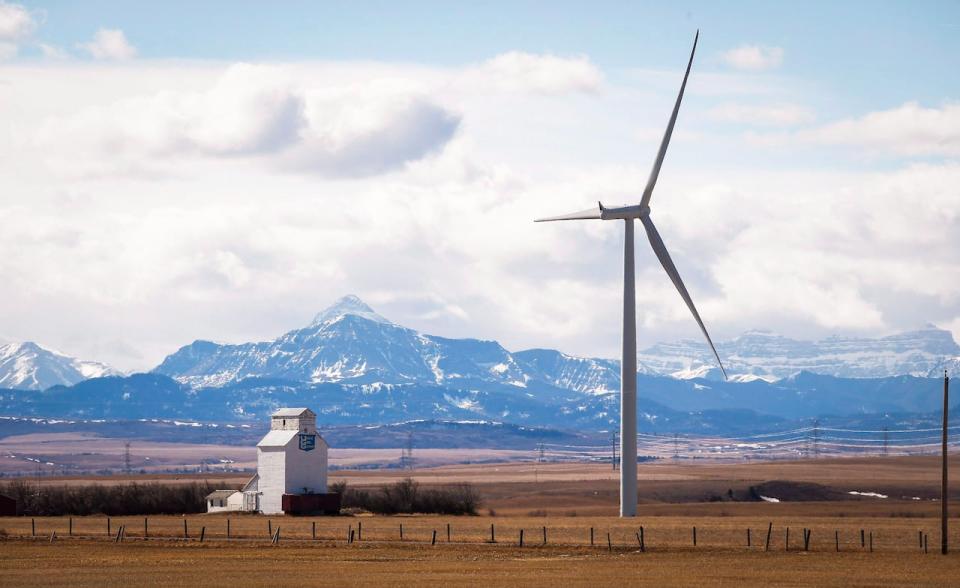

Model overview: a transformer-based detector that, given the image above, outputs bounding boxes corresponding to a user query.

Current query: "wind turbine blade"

[640,214,727,379]
[534,206,602,222]
[639,30,698,210]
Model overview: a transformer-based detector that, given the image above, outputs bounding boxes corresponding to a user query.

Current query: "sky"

[1,1,959,371]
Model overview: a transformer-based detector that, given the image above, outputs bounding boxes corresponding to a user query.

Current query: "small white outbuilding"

[243,407,329,514]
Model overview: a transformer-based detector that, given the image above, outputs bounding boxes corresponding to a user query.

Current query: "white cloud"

[35,63,461,177]
[2,58,959,371]
[799,101,960,157]
[0,1,38,59]
[80,28,137,60]
[461,51,603,94]
[708,102,814,126]
[721,45,783,71]
[38,42,67,59]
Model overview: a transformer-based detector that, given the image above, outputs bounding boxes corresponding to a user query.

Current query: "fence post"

[804,529,811,551]
[925,533,929,553]
[358,521,362,541]
[114,526,123,543]
[184,519,188,539]
[268,519,272,537]
[590,527,594,546]
[200,526,206,543]
[747,528,751,547]
[835,530,839,552]
[519,529,524,547]
[144,517,148,539]
[860,529,864,548]
[107,517,111,537]
[400,523,403,540]
[31,518,35,537]
[785,527,789,551]
[69,517,72,537]
[490,523,495,543]
[227,518,230,540]
[693,526,697,546]
[869,531,873,553]
[764,522,772,552]
[607,532,612,552]
[312,521,316,540]
[919,530,923,550]
[640,526,645,552]
[432,530,437,546]
[49,531,56,543]
[543,526,547,545]
[447,523,451,542]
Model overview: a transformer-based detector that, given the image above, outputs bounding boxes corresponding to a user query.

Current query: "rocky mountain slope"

[0,342,117,390]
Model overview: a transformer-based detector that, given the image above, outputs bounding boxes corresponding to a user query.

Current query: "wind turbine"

[535,31,726,517]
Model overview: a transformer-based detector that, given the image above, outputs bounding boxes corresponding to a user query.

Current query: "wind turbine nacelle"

[599,203,650,220]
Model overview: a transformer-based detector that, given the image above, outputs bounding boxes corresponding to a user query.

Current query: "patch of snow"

[759,495,780,503]
[848,491,888,499]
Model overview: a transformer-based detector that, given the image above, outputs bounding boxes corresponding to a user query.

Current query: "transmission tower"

[610,431,619,471]
[537,442,545,463]
[401,431,414,470]
[123,442,132,474]
[673,433,680,459]
[882,426,889,456]
[812,419,820,458]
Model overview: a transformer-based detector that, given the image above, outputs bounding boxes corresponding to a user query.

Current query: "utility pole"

[537,442,545,463]
[882,427,889,457]
[673,433,680,459]
[942,370,949,555]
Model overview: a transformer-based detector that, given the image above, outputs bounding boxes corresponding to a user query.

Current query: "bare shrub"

[0,479,221,516]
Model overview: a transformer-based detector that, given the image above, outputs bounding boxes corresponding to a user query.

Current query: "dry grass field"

[2,456,960,585]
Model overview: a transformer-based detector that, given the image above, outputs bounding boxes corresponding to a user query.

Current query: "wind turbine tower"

[536,31,726,517]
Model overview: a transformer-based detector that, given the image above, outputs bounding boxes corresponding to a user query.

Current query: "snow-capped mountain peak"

[0,341,118,390]
[310,295,392,327]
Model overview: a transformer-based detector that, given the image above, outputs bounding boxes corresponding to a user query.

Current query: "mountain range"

[0,295,955,434]
[0,342,116,390]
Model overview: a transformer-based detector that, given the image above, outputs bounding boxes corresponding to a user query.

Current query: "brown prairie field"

[2,456,960,586]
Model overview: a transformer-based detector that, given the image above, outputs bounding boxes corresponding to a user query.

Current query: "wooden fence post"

[183,519,188,539]
[400,523,403,540]
[490,523,495,543]
[227,518,230,540]
[358,521,362,541]
[31,518,35,537]
[607,532,612,552]
[804,529,811,551]
[200,527,205,543]
[919,529,923,550]
[869,531,873,553]
[68,517,72,537]
[447,523,451,542]
[312,521,316,540]
[144,517,148,539]
[785,527,789,551]
[49,531,56,543]
[640,526,645,552]
[432,530,437,545]
[543,526,547,545]
[693,526,697,546]
[268,519,272,537]
[590,527,594,546]
[860,529,865,548]
[747,528,751,547]
[764,522,772,552]
[107,517,111,536]
[519,528,524,547]
[835,530,839,552]
[114,526,123,543]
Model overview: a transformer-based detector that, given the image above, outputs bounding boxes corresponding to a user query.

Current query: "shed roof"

[271,407,315,418]
[257,429,299,448]
[206,490,238,500]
